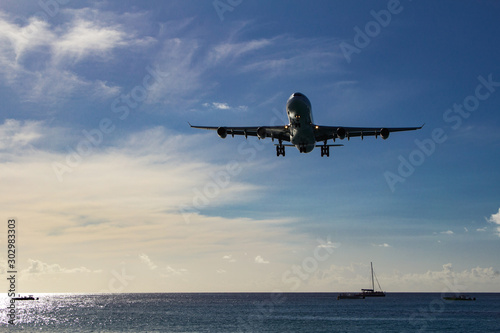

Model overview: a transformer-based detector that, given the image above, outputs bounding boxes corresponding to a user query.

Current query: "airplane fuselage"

[190,92,423,157]
[286,92,316,153]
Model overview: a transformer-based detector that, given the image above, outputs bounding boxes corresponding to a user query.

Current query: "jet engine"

[336,127,346,140]
[257,127,267,139]
[217,127,227,139]
[380,128,390,140]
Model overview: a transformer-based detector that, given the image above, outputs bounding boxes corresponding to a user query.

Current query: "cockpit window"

[293,92,304,97]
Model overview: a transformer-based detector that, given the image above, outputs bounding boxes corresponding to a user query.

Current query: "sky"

[0,0,499,293]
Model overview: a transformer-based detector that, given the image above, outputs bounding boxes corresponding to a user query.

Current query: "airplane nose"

[288,92,311,114]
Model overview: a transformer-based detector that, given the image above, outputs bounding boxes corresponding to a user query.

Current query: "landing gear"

[276,140,285,156]
[321,141,329,157]
[321,146,329,157]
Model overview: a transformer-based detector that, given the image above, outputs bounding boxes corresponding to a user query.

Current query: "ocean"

[1,293,499,332]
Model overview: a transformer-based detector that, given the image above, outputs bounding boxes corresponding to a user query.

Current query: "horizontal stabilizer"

[315,144,344,147]
[273,144,343,147]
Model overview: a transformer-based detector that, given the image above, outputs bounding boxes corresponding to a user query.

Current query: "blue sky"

[1,0,499,293]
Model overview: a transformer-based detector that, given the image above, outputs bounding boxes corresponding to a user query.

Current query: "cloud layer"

[0,119,303,291]
[0,9,152,103]
[488,208,500,237]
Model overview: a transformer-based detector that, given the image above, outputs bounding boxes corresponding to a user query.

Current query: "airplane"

[190,92,423,157]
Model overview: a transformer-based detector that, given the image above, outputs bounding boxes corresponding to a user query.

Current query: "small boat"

[337,293,365,300]
[361,262,386,297]
[443,295,475,301]
[12,295,39,301]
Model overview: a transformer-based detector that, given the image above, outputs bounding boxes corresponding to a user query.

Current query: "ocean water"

[1,293,499,332]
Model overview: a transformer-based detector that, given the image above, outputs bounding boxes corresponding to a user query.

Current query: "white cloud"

[23,259,98,275]
[162,265,188,277]
[255,255,270,264]
[373,243,392,248]
[440,230,454,235]
[139,254,158,270]
[0,119,44,150]
[223,255,236,262]
[212,102,230,110]
[209,38,273,64]
[317,241,341,249]
[477,227,487,232]
[489,208,500,224]
[487,208,500,237]
[28,67,89,102]
[56,8,156,62]
[203,102,248,112]
[388,263,500,292]
[91,79,122,99]
[308,262,500,292]
[145,37,204,107]
[0,9,155,103]
[0,13,55,68]
[52,19,127,63]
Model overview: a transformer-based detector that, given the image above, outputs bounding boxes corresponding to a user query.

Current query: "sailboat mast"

[371,262,374,291]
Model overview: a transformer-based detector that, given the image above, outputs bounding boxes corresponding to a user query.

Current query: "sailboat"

[360,262,385,297]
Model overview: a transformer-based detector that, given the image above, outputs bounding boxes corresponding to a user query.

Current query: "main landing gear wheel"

[321,145,330,157]
[276,141,285,156]
[276,145,285,156]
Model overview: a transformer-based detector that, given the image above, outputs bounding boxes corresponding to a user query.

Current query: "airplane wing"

[189,124,292,141]
[314,124,424,142]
